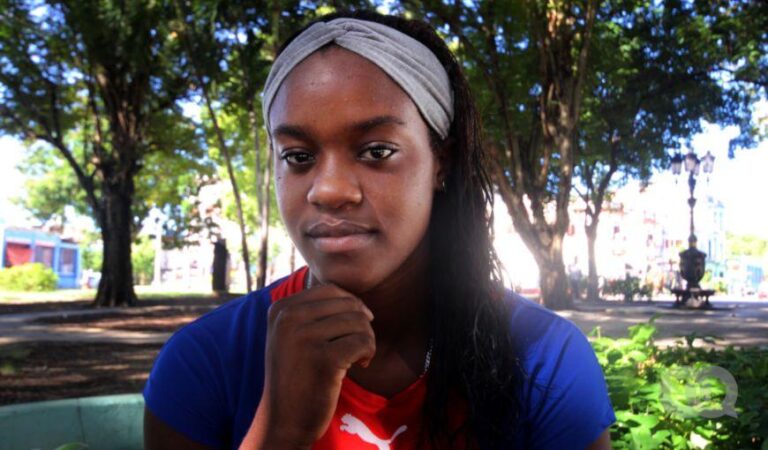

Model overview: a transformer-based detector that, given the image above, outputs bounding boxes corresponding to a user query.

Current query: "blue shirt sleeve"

[143,324,229,448]
[510,295,615,449]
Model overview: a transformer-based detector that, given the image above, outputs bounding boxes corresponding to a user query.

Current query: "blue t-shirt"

[143,275,615,449]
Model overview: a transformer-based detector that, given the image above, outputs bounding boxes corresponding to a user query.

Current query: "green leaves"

[53,443,88,450]
[628,320,657,346]
[0,263,58,292]
[595,318,768,449]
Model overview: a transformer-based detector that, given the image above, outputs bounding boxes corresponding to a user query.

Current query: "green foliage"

[574,0,755,200]
[12,144,89,226]
[132,237,155,286]
[592,319,768,449]
[573,0,766,303]
[0,263,58,292]
[0,0,216,304]
[173,0,336,251]
[700,272,728,294]
[603,276,653,302]
[208,107,282,233]
[714,280,729,295]
[402,0,766,309]
[53,443,87,450]
[726,232,768,258]
[75,230,102,272]
[81,246,103,272]
[13,110,216,249]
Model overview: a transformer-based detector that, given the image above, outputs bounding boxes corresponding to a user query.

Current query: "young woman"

[144,10,615,450]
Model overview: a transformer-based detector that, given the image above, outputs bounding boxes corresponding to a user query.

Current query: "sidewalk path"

[1,298,767,349]
[560,299,768,349]
[0,306,176,345]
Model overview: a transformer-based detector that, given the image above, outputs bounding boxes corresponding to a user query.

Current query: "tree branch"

[422,1,526,191]
[571,0,598,119]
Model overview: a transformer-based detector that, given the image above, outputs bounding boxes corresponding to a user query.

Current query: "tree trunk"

[467,0,594,311]
[247,104,271,290]
[535,241,573,310]
[199,87,252,293]
[580,138,619,303]
[539,264,571,311]
[585,221,600,302]
[94,181,137,307]
[257,150,272,289]
[174,3,253,293]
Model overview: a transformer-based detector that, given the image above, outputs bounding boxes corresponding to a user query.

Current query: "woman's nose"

[306,155,363,210]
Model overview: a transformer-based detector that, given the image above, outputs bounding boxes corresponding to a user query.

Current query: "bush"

[0,263,58,291]
[603,276,654,302]
[591,318,768,449]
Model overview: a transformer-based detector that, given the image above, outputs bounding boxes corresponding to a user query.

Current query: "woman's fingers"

[303,311,375,341]
[257,282,377,445]
[268,285,373,325]
[282,309,376,369]
[270,296,373,328]
[325,331,377,369]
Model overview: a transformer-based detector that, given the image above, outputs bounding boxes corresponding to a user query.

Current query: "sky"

[0,136,30,228]
[1,121,766,237]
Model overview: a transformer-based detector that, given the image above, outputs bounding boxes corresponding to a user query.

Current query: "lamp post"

[670,150,715,305]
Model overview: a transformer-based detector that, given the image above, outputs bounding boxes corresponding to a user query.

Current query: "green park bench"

[0,393,144,450]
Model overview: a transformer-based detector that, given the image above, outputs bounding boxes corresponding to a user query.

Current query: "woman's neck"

[309,237,431,346]
[309,238,432,393]
[359,261,430,346]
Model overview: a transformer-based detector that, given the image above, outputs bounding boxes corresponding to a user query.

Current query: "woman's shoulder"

[502,290,616,449]
[503,290,586,358]
[143,274,297,448]
[502,289,598,385]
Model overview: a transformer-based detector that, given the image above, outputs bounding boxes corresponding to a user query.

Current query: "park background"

[0,0,766,449]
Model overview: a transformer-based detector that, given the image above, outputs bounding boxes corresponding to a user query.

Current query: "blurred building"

[0,226,82,289]
[146,182,305,293]
[494,177,730,295]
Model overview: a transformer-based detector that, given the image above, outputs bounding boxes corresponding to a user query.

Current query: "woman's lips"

[305,221,377,253]
[310,233,376,253]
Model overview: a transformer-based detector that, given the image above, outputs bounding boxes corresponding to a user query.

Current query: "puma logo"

[339,413,408,450]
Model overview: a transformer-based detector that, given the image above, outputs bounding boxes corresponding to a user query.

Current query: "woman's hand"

[240,284,376,450]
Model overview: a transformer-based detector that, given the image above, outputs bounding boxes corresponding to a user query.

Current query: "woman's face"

[269,45,442,294]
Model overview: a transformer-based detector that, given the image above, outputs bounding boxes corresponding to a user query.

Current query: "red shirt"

[270,267,473,449]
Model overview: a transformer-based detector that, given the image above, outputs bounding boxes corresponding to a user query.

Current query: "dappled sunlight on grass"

[0,289,96,303]
[0,285,235,304]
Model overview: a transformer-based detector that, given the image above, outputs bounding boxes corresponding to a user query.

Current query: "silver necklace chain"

[305,271,433,376]
[422,339,433,376]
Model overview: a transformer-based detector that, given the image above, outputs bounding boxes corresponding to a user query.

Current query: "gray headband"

[262,17,454,139]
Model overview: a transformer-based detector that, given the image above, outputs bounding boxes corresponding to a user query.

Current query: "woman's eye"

[359,146,396,161]
[280,151,315,165]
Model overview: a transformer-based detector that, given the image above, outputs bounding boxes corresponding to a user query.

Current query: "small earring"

[441,179,447,192]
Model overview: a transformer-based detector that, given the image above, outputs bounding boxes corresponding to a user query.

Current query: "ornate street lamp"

[684,151,699,173]
[670,150,715,306]
[671,152,684,175]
